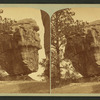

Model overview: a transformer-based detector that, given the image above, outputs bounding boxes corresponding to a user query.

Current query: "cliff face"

[41,10,50,59]
[65,21,100,77]
[0,18,41,75]
[41,10,50,78]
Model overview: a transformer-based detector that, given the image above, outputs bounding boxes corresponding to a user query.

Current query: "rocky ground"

[51,82,100,93]
[0,81,50,93]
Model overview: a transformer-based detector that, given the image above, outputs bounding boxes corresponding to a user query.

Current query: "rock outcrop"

[65,20,100,77]
[0,18,41,75]
[41,10,50,57]
[41,10,50,78]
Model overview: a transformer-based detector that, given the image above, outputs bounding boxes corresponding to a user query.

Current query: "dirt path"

[51,82,100,93]
[0,81,50,93]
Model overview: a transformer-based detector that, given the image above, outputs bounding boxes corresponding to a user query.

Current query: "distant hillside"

[89,20,100,25]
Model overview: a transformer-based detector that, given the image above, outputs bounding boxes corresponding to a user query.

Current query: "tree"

[0,9,17,34]
[64,19,88,77]
[51,8,75,82]
[63,20,87,39]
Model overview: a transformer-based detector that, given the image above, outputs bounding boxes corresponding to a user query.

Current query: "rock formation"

[64,20,100,77]
[41,10,50,78]
[0,18,41,76]
[41,10,50,57]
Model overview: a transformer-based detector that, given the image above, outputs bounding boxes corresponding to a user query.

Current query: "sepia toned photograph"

[51,8,100,93]
[0,8,50,93]
[1,4,100,96]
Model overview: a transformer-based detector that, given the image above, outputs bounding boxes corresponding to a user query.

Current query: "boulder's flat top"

[17,18,37,24]
[52,82,100,93]
[0,81,50,93]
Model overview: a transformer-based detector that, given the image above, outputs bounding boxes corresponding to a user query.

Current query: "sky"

[0,8,46,81]
[71,8,100,22]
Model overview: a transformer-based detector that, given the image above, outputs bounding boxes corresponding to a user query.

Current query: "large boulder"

[65,20,100,77]
[0,18,41,75]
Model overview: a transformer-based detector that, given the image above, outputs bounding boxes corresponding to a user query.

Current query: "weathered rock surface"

[65,20,100,77]
[41,10,50,78]
[0,18,41,75]
[41,10,50,57]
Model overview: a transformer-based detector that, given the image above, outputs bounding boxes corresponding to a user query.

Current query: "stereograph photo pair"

[0,4,100,95]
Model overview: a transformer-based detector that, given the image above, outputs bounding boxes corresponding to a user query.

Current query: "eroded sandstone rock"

[0,18,41,75]
[65,21,100,77]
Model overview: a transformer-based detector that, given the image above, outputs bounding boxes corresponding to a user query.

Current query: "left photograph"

[0,8,50,93]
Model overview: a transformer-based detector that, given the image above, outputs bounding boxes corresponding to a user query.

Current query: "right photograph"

[51,8,100,93]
